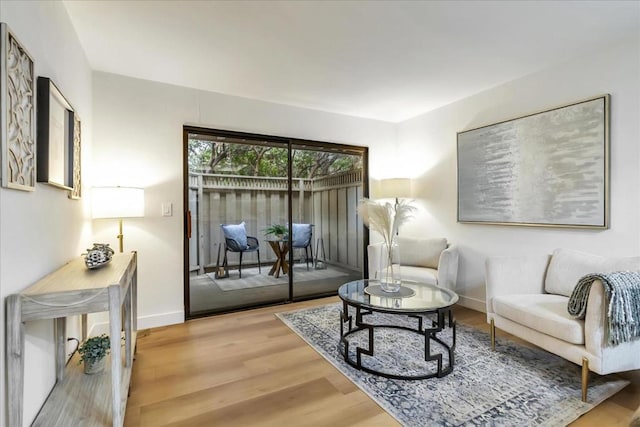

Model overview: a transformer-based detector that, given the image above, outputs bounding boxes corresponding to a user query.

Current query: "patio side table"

[267,238,289,278]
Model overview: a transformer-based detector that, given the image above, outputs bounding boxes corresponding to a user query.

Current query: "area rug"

[207,265,348,291]
[276,303,629,426]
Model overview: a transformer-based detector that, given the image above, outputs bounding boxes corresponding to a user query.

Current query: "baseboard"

[457,295,486,313]
[87,311,185,336]
[137,311,184,330]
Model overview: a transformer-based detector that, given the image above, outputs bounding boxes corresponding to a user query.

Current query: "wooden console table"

[6,252,138,427]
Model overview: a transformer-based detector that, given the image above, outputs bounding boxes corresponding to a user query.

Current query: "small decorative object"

[1,22,36,191]
[265,224,288,240]
[358,198,416,292]
[78,334,110,375]
[84,243,114,269]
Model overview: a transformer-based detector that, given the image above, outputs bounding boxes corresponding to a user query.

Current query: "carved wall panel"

[1,23,36,191]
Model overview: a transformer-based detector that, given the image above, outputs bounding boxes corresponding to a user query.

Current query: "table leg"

[108,285,123,427]
[55,317,67,381]
[268,241,281,277]
[7,294,24,427]
[81,314,88,341]
[281,245,290,274]
[270,257,281,278]
[124,283,132,367]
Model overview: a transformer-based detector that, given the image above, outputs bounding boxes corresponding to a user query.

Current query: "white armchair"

[367,236,458,290]
[485,248,640,401]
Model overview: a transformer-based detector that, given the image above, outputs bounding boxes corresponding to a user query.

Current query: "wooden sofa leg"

[490,318,496,351]
[581,357,589,402]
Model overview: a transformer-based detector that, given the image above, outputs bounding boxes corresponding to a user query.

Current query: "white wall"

[397,38,640,311]
[91,72,396,329]
[0,2,93,426]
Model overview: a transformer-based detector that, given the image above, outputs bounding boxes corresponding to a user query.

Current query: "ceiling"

[63,1,639,123]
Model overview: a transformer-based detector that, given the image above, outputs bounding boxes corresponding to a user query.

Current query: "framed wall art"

[69,114,81,199]
[37,76,75,190]
[457,95,609,229]
[0,22,36,191]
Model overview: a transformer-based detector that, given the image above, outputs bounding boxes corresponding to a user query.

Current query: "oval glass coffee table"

[337,279,459,380]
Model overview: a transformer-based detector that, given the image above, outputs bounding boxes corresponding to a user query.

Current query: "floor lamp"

[92,186,145,253]
[376,178,412,208]
[376,178,412,235]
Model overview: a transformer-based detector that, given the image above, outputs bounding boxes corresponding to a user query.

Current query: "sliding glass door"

[289,143,364,300]
[184,127,367,318]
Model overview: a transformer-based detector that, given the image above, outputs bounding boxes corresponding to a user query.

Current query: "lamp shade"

[375,178,412,200]
[92,186,144,219]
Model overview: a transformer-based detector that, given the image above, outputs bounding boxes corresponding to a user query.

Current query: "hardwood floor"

[124,297,640,426]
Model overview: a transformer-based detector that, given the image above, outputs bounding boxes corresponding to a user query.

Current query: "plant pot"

[84,357,106,375]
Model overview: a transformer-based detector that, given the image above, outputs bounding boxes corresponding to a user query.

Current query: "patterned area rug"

[277,303,629,426]
[207,265,348,291]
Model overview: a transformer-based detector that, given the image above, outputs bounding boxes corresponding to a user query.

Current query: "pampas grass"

[358,198,416,246]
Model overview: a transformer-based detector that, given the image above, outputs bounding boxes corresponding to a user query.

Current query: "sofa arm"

[485,255,550,314]
[437,245,459,290]
[367,243,383,279]
[584,279,606,358]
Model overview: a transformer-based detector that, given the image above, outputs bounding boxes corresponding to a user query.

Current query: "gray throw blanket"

[568,271,640,346]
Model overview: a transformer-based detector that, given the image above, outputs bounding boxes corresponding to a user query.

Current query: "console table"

[6,252,138,427]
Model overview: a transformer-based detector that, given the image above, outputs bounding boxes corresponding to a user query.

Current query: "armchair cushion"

[398,266,438,286]
[493,294,585,344]
[221,222,248,249]
[545,248,640,297]
[397,236,447,269]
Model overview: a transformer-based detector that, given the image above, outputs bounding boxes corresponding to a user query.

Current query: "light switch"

[162,202,173,217]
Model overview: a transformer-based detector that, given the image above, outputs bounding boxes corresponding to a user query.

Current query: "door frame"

[183,125,369,319]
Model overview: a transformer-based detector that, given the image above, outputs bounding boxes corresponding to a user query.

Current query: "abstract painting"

[457,95,609,228]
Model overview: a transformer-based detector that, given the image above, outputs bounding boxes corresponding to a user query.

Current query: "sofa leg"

[490,318,496,351]
[581,357,589,402]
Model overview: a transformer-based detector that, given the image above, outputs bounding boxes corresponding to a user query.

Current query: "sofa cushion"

[545,248,640,297]
[398,266,438,286]
[397,237,447,269]
[493,294,585,344]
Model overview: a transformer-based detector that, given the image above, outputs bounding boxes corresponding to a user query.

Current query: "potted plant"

[265,224,288,240]
[78,334,111,374]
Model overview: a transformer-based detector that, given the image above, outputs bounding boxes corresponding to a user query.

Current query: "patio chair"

[221,222,261,278]
[292,223,313,270]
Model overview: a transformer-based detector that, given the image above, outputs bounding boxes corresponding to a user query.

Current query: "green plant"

[265,224,288,237]
[78,334,111,364]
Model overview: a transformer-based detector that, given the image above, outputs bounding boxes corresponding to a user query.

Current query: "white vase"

[84,357,106,375]
[379,241,401,292]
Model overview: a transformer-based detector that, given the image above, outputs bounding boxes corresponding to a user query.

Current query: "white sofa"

[368,236,458,290]
[485,248,640,401]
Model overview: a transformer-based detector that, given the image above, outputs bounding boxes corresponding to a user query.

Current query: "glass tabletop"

[338,279,459,312]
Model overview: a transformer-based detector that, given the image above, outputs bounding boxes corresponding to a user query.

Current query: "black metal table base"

[339,300,456,380]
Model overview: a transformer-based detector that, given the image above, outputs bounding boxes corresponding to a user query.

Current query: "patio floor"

[189,262,361,314]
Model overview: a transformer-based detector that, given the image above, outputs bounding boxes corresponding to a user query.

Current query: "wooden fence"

[189,169,364,274]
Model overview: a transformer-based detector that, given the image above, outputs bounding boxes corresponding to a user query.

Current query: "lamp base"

[117,218,124,253]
